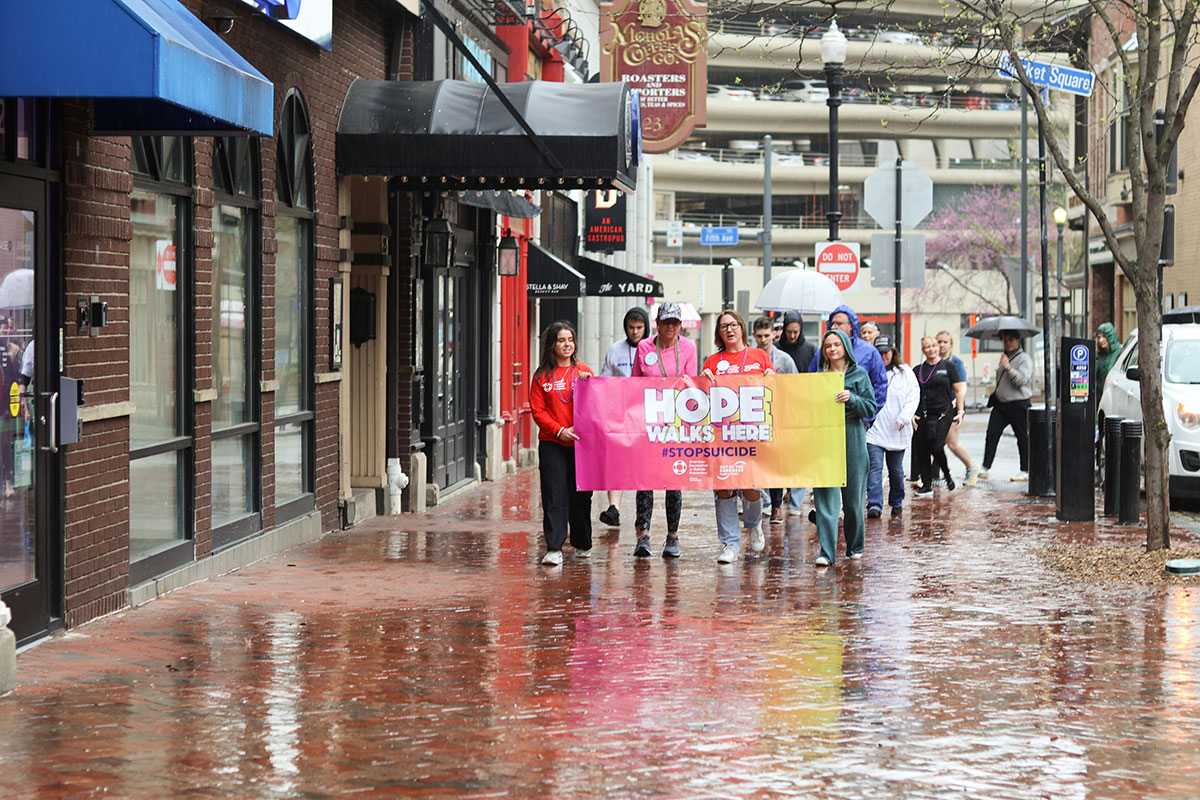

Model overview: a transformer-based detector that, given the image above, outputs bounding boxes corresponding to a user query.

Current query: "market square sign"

[600,0,708,153]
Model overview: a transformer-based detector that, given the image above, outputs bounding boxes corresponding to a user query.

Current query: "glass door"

[0,174,55,644]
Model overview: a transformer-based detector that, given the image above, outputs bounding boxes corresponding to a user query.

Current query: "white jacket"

[865,364,920,451]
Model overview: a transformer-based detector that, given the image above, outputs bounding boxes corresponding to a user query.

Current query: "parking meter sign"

[1069,343,1090,403]
[815,241,861,292]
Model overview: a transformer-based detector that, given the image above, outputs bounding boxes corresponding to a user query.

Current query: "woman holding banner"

[912,336,962,495]
[702,309,775,564]
[530,321,594,566]
[813,329,877,566]
[630,302,698,559]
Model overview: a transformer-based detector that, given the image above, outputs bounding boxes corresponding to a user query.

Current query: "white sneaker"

[814,555,831,567]
[761,506,771,517]
[748,527,766,553]
[717,544,740,564]
[849,552,863,561]
[977,468,990,480]
[787,508,803,516]
[575,548,592,559]
[1011,471,1029,482]
[541,550,563,566]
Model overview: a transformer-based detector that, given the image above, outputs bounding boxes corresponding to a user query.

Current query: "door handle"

[41,391,59,454]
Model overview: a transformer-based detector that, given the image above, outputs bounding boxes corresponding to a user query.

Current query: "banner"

[574,374,847,490]
[584,190,627,252]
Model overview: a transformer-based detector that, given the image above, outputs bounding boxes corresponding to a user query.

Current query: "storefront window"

[211,136,261,540]
[274,90,315,520]
[129,137,192,571]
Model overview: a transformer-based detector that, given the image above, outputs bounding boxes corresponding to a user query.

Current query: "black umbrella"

[964,315,1040,340]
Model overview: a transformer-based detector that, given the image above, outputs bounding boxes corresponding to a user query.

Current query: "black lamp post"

[497,230,520,277]
[821,20,847,241]
[1053,206,1067,342]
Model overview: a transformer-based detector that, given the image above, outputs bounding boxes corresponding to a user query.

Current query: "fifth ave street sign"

[997,53,1094,97]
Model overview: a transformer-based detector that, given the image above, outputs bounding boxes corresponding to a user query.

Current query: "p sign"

[815,241,861,293]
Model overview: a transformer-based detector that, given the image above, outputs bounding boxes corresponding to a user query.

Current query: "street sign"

[667,220,683,247]
[815,241,861,293]
[868,233,925,289]
[997,53,1095,97]
[700,226,739,246]
[863,162,933,230]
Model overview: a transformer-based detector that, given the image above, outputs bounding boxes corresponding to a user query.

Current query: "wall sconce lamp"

[498,230,520,276]
[423,217,453,268]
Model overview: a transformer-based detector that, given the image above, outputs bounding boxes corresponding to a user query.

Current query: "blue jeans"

[766,488,807,512]
[714,490,762,548]
[867,444,906,510]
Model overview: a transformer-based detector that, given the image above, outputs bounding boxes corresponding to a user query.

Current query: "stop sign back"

[815,241,861,292]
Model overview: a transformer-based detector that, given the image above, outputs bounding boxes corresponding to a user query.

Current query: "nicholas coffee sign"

[584,190,627,252]
[600,0,708,153]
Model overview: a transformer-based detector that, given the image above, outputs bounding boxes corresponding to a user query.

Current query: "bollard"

[1027,407,1054,497]
[1103,416,1124,517]
[1118,420,1143,524]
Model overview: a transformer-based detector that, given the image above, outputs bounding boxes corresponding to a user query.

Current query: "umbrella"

[648,301,702,330]
[0,268,33,309]
[754,268,843,315]
[964,315,1040,339]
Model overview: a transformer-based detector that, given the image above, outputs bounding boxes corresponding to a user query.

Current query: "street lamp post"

[821,20,847,242]
[1053,206,1067,346]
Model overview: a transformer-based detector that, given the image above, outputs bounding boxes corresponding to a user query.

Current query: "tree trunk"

[1135,276,1171,549]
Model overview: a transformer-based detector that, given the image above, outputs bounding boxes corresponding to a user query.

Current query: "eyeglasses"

[719,322,741,331]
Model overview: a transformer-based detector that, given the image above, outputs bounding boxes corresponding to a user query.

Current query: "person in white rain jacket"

[865,336,920,518]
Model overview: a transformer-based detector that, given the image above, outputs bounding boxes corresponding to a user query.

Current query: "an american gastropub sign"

[600,0,708,153]
[584,190,627,252]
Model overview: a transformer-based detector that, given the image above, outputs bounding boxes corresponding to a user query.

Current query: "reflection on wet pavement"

[3,469,1200,799]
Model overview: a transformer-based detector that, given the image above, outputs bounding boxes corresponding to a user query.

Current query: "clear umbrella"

[0,268,33,309]
[754,268,843,314]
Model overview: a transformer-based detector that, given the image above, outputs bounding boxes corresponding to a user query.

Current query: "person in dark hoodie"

[807,305,888,417]
[812,329,877,566]
[597,306,650,527]
[777,310,816,374]
[1094,322,1123,469]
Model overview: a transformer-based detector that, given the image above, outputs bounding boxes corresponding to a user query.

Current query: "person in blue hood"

[807,305,887,418]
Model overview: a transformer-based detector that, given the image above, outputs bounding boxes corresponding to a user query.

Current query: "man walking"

[807,305,888,414]
[597,306,649,526]
[979,330,1033,482]
[936,330,980,486]
[753,317,797,524]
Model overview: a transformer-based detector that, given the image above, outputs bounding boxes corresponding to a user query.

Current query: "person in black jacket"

[776,310,816,374]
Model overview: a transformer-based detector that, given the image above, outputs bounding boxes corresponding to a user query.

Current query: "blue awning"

[0,0,273,136]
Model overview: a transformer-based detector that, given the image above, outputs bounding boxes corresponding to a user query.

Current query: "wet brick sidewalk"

[4,448,1200,799]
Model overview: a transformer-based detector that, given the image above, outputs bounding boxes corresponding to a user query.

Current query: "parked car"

[707,85,756,101]
[875,29,923,45]
[762,79,829,103]
[1099,318,1200,500]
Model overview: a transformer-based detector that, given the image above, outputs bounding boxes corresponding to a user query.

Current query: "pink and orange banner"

[574,374,847,490]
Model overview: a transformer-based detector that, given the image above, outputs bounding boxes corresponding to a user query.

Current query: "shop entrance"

[427,262,473,489]
[0,174,60,644]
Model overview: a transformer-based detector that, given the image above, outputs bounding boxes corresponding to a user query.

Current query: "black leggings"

[635,490,682,533]
[914,411,952,488]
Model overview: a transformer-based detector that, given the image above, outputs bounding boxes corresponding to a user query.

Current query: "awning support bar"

[421,1,563,172]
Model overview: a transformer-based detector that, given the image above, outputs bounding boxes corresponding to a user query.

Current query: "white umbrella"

[754,268,843,314]
[0,268,34,309]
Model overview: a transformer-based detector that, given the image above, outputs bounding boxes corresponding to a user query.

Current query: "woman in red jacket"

[529,321,594,565]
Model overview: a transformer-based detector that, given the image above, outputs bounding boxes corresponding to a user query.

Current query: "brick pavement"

[3,445,1200,799]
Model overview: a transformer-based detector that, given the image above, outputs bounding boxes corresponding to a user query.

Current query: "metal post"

[824,63,843,241]
[763,134,773,285]
[893,156,903,351]
[1020,92,1029,320]
[1056,222,1065,348]
[1039,114,1053,416]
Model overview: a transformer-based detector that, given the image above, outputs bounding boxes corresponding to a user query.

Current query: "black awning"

[527,244,586,298]
[457,190,542,219]
[336,79,637,191]
[575,256,664,298]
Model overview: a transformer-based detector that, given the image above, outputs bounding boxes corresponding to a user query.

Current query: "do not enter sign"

[815,241,861,293]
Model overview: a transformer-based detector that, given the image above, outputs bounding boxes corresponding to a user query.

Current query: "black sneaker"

[662,535,681,558]
[945,477,956,492]
[808,508,817,524]
[867,506,883,519]
[599,505,620,526]
[891,505,903,516]
[633,534,652,557]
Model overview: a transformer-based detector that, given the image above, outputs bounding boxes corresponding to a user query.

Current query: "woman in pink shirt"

[630,302,698,559]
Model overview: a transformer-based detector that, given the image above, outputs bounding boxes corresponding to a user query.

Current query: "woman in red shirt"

[702,310,775,564]
[529,321,594,566]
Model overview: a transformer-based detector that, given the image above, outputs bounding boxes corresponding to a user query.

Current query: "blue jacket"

[808,305,888,419]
